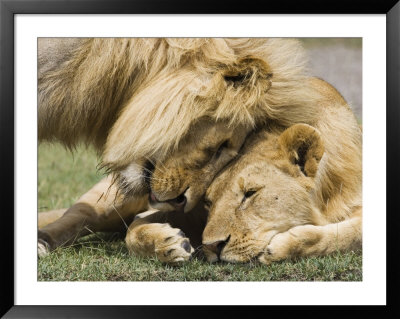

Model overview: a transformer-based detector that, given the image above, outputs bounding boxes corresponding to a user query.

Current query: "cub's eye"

[215,140,229,159]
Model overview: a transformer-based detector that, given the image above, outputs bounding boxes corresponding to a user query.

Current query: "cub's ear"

[278,124,325,178]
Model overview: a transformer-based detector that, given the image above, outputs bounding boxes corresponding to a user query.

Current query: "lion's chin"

[204,247,265,264]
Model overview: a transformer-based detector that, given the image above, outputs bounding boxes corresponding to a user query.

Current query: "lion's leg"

[38,209,67,229]
[38,175,148,256]
[260,207,362,264]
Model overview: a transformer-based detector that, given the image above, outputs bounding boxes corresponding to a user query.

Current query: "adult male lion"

[38,38,353,257]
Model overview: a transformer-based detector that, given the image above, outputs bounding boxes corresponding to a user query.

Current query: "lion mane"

[38,38,320,171]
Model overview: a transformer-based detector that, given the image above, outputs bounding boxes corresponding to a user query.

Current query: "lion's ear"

[278,124,325,178]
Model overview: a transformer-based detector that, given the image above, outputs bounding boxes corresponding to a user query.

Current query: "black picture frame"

[1,0,399,318]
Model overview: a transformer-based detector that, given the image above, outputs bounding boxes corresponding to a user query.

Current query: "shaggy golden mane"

[38,38,321,171]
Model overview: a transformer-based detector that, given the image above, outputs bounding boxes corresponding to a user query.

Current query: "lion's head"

[202,124,326,263]
[117,118,251,212]
[147,119,251,213]
[103,38,319,209]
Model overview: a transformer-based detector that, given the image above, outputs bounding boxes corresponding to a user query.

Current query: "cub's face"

[202,124,325,263]
[119,119,251,212]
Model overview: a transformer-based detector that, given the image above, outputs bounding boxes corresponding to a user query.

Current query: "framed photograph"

[1,0,399,317]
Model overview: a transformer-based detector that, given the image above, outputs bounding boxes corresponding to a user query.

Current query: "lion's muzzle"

[149,188,188,213]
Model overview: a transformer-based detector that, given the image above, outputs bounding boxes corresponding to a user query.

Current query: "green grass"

[38,144,362,281]
[38,233,362,281]
[38,143,104,210]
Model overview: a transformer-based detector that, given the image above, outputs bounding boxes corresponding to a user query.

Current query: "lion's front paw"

[126,223,194,264]
[38,239,50,258]
[258,230,299,264]
[259,225,320,264]
[154,225,195,264]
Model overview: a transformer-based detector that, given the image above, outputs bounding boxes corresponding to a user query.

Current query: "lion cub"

[202,124,362,264]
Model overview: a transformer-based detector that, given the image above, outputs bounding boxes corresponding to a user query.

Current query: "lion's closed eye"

[204,198,212,210]
[241,189,257,204]
[215,140,229,159]
[244,190,257,198]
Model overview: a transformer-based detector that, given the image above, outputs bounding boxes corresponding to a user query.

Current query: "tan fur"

[147,119,250,212]
[202,121,361,264]
[38,209,66,229]
[147,77,361,219]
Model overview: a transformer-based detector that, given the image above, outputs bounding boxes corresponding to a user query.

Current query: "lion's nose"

[204,236,230,259]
